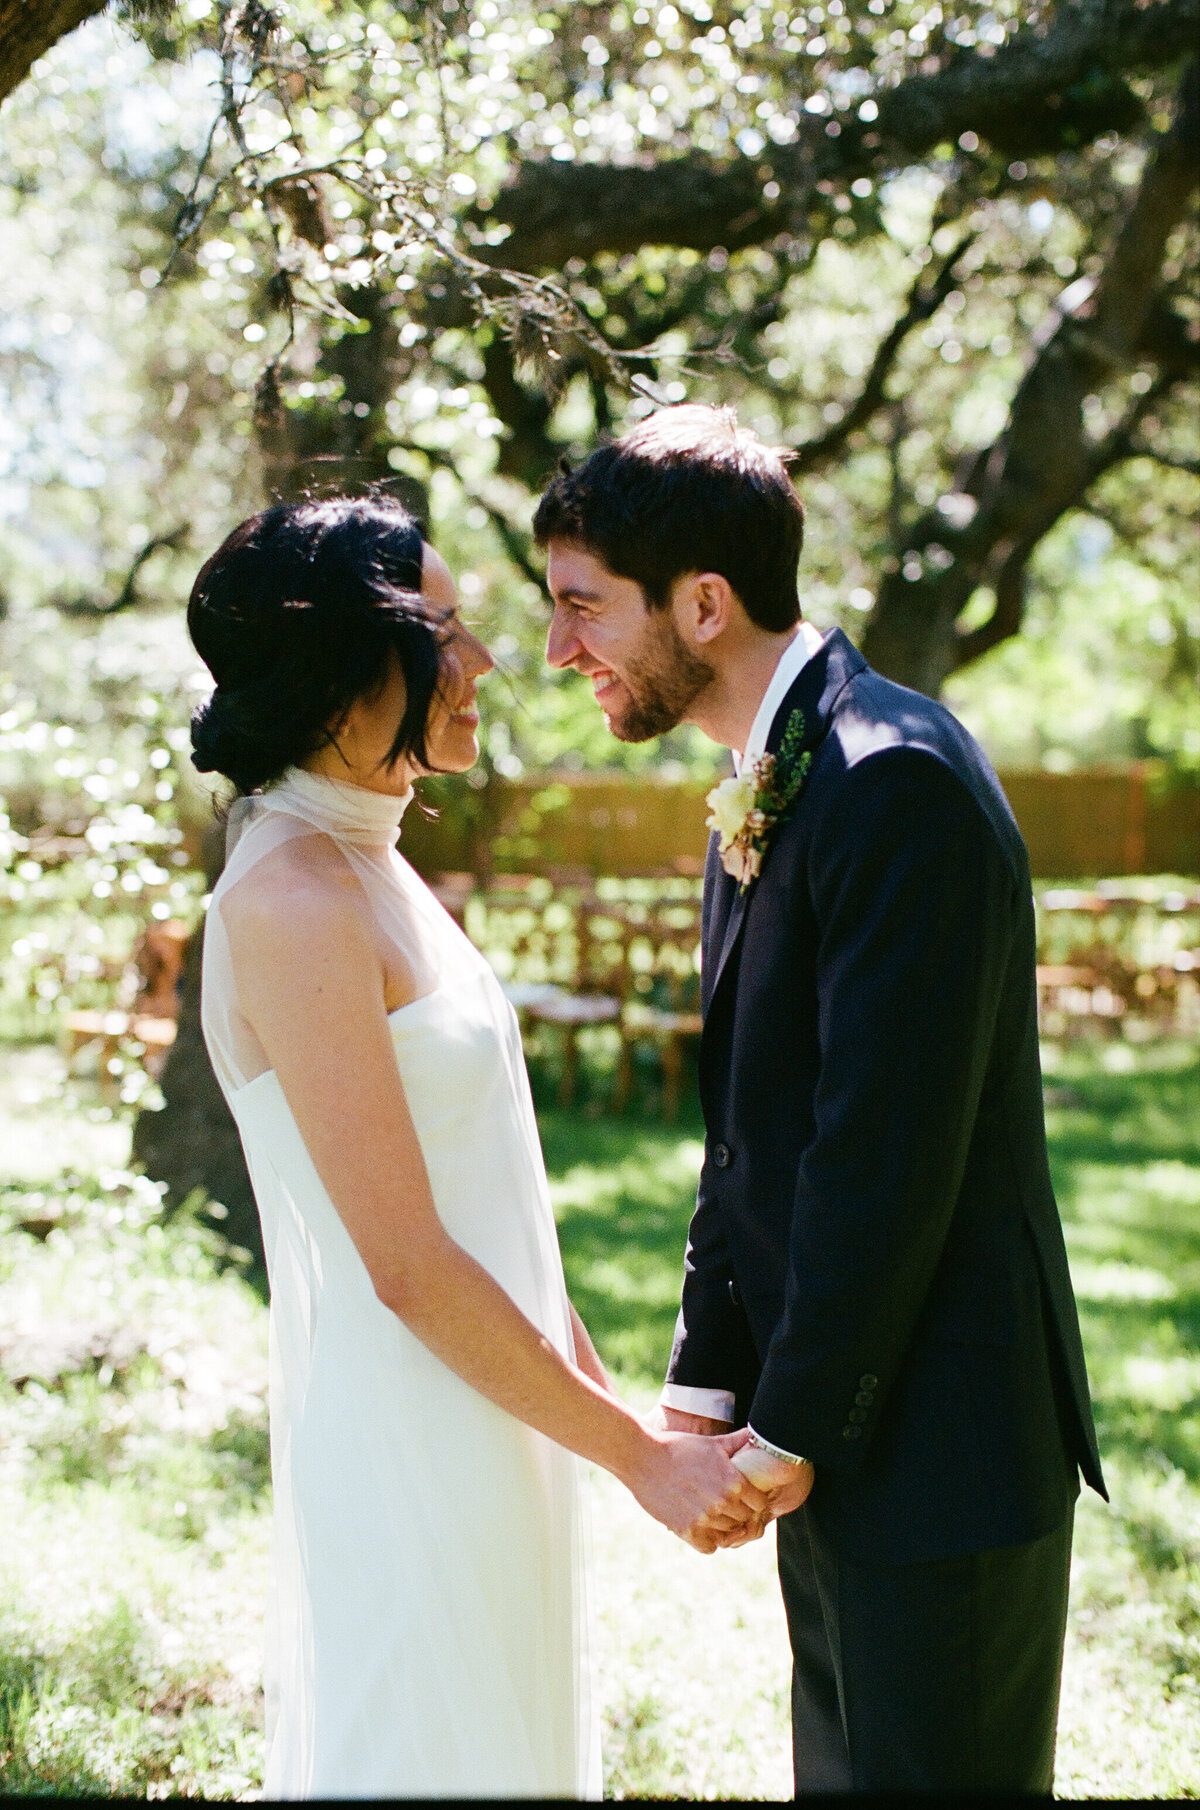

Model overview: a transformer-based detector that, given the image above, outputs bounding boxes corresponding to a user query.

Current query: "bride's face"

[313,547,493,796]
[419,547,494,776]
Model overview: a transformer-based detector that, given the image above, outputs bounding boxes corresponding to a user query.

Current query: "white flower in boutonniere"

[706,772,759,845]
[706,709,813,891]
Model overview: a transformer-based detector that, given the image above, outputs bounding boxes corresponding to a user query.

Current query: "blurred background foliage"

[0,0,1196,836]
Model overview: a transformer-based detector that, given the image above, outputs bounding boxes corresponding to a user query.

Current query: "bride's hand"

[623,1427,768,1547]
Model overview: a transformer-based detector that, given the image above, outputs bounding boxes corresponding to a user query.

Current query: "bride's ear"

[672,570,736,648]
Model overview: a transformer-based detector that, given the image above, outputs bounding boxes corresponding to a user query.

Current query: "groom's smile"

[544,542,713,743]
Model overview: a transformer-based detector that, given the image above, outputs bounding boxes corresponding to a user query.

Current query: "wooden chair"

[472,886,609,1103]
[521,895,626,1106]
[65,918,189,1081]
[65,1008,178,1079]
[613,900,703,1119]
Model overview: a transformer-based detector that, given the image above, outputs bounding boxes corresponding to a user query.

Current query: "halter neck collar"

[262,765,413,846]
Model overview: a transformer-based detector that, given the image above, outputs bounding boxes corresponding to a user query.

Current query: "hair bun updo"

[187,496,448,795]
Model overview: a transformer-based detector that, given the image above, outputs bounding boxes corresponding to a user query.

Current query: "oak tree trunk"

[131,823,265,1283]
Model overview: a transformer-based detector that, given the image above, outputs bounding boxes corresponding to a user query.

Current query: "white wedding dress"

[201,766,600,1799]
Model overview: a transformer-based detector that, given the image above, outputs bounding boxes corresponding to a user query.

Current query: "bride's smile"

[302,541,493,797]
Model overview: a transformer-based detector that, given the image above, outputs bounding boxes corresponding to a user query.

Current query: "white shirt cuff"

[660,1384,736,1423]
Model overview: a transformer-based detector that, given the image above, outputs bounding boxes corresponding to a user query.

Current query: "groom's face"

[544,541,713,743]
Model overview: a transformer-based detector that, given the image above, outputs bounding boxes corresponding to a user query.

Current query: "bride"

[186,495,762,1799]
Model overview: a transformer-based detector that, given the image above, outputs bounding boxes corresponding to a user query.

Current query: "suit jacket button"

[728,1278,742,1309]
[842,1425,863,1441]
[848,1407,868,1424]
[858,1373,878,1390]
[713,1142,732,1168]
[855,1391,874,1407]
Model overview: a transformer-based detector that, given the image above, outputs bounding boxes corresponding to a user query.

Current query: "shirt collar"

[734,620,826,774]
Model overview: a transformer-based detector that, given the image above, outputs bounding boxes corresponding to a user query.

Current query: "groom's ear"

[674,571,736,647]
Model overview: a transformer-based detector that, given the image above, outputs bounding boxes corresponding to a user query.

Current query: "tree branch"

[1136,296,1200,374]
[950,540,1032,670]
[0,0,177,108]
[399,443,543,589]
[791,230,977,475]
[0,0,105,107]
[55,525,189,617]
[861,58,1200,692]
[476,0,1199,271]
[1076,58,1200,365]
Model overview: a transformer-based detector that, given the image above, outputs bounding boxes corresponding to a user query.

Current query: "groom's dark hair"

[533,404,804,632]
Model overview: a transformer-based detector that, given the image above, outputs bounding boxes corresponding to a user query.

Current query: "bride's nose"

[461,627,494,677]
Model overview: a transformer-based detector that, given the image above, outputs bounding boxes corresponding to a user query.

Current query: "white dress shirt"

[660,620,826,1441]
[735,618,826,776]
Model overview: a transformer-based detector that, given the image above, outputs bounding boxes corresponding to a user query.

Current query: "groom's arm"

[748,745,1019,1472]
[663,1160,763,1421]
[661,835,762,1430]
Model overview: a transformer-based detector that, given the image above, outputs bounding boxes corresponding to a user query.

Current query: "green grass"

[0,1036,1197,1796]
[540,1105,707,1384]
[1042,1040,1200,1799]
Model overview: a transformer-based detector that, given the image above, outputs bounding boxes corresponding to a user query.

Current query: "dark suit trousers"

[776,1504,1074,1794]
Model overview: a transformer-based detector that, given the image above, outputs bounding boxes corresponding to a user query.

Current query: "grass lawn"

[0,1035,1197,1797]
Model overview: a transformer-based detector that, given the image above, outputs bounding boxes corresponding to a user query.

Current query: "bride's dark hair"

[188,495,449,795]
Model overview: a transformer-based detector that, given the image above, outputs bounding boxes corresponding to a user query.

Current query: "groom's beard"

[608,616,714,743]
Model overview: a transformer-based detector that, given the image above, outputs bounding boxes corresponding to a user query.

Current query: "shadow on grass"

[540,1097,705,1390]
[1045,1046,1200,1179]
[1045,1044,1200,1600]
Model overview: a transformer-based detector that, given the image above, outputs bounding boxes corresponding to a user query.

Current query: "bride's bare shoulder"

[220,832,370,958]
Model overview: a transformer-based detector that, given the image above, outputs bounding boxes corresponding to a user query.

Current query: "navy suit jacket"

[666,628,1106,1565]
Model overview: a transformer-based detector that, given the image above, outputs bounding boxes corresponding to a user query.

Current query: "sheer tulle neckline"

[263,765,414,846]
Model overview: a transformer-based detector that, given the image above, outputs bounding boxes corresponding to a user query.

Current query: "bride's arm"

[228,866,760,1546]
[568,1303,613,1394]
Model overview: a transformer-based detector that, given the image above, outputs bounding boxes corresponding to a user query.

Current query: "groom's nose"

[546,604,581,670]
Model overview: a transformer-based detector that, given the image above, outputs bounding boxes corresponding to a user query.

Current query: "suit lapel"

[710,859,751,998]
[701,833,738,1014]
[702,627,867,1014]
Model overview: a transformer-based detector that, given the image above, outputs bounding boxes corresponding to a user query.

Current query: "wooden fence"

[397,765,1200,881]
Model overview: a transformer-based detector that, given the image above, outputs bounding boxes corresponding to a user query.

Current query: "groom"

[534,405,1106,1794]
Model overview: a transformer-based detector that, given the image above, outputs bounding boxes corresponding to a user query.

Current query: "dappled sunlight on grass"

[550,1040,1200,1798]
[1047,1046,1200,1491]
[0,1471,267,1795]
[0,1037,1197,1795]
[541,1105,705,1384]
[1058,1467,1200,1800]
[1043,1040,1200,1798]
[0,1042,130,1184]
[0,1058,272,1793]
[588,1466,792,1800]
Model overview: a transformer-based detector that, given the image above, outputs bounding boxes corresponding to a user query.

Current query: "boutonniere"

[706,709,813,890]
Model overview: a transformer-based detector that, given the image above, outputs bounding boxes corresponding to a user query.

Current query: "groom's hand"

[642,1409,775,1549]
[732,1445,815,1520]
[692,1447,813,1550]
[624,1425,766,1551]
[645,1407,770,1549]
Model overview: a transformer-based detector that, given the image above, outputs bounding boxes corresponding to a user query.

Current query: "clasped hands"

[648,1405,815,1555]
